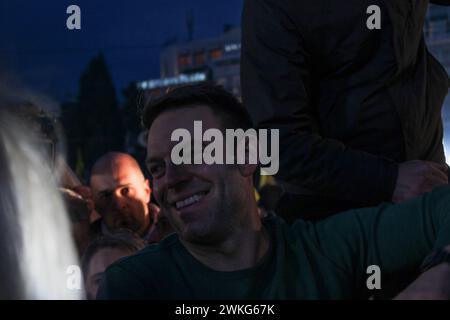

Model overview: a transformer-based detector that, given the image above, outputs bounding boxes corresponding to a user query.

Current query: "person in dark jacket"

[241,0,450,222]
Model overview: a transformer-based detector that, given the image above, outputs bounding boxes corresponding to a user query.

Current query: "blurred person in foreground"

[90,152,173,244]
[6,102,98,256]
[82,231,145,300]
[98,84,450,299]
[0,110,82,299]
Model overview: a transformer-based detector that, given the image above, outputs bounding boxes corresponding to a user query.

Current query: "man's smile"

[167,188,211,219]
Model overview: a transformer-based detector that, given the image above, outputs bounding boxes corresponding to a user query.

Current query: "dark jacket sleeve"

[240,0,398,204]
[430,0,450,5]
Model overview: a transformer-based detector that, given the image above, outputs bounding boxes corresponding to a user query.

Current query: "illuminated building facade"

[137,26,241,99]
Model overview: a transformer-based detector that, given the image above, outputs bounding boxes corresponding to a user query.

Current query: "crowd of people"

[0,83,449,300]
[0,101,175,299]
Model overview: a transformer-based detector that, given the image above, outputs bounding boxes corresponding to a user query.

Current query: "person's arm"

[241,0,398,204]
[310,185,450,295]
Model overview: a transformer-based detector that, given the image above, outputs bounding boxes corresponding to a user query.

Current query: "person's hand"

[147,203,174,243]
[73,185,101,222]
[394,263,450,300]
[395,245,450,300]
[60,187,90,221]
[148,203,161,222]
[73,185,93,208]
[392,160,448,203]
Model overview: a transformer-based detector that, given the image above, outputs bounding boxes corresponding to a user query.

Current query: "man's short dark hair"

[142,83,254,131]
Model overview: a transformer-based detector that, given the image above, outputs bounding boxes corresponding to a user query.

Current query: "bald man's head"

[90,152,152,237]
[91,152,144,183]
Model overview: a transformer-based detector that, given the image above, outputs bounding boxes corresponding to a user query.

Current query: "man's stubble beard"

[184,178,242,246]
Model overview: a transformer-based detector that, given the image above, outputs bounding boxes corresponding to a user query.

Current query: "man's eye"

[121,187,130,196]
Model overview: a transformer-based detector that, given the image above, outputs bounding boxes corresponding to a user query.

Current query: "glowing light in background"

[442,93,450,165]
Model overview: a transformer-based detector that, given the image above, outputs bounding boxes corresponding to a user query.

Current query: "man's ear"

[237,135,258,177]
[144,179,152,203]
[237,163,258,178]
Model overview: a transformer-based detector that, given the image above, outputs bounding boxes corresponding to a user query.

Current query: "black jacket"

[241,0,450,214]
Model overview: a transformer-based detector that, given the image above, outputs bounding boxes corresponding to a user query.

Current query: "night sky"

[0,0,244,108]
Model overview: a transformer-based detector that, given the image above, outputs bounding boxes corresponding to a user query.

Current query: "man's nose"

[165,162,190,190]
[112,191,127,210]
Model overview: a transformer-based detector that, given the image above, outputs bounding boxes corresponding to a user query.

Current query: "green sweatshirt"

[97,185,450,299]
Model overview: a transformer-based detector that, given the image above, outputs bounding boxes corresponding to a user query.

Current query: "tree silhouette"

[121,81,147,172]
[61,53,125,179]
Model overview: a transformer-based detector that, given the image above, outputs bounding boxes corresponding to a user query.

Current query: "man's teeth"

[175,193,205,209]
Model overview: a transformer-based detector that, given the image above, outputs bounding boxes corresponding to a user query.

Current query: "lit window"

[178,54,191,69]
[194,52,206,65]
[209,49,223,60]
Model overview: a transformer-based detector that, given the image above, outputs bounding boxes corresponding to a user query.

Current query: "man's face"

[146,105,245,245]
[90,162,151,237]
[85,247,132,300]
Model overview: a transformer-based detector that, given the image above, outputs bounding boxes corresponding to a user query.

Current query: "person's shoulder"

[109,233,180,272]
[266,212,338,243]
[98,234,182,299]
[264,212,309,231]
[263,213,308,240]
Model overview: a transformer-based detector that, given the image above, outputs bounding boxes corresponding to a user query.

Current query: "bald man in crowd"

[89,152,173,244]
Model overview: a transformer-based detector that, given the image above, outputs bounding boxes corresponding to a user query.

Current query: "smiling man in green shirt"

[97,84,450,300]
